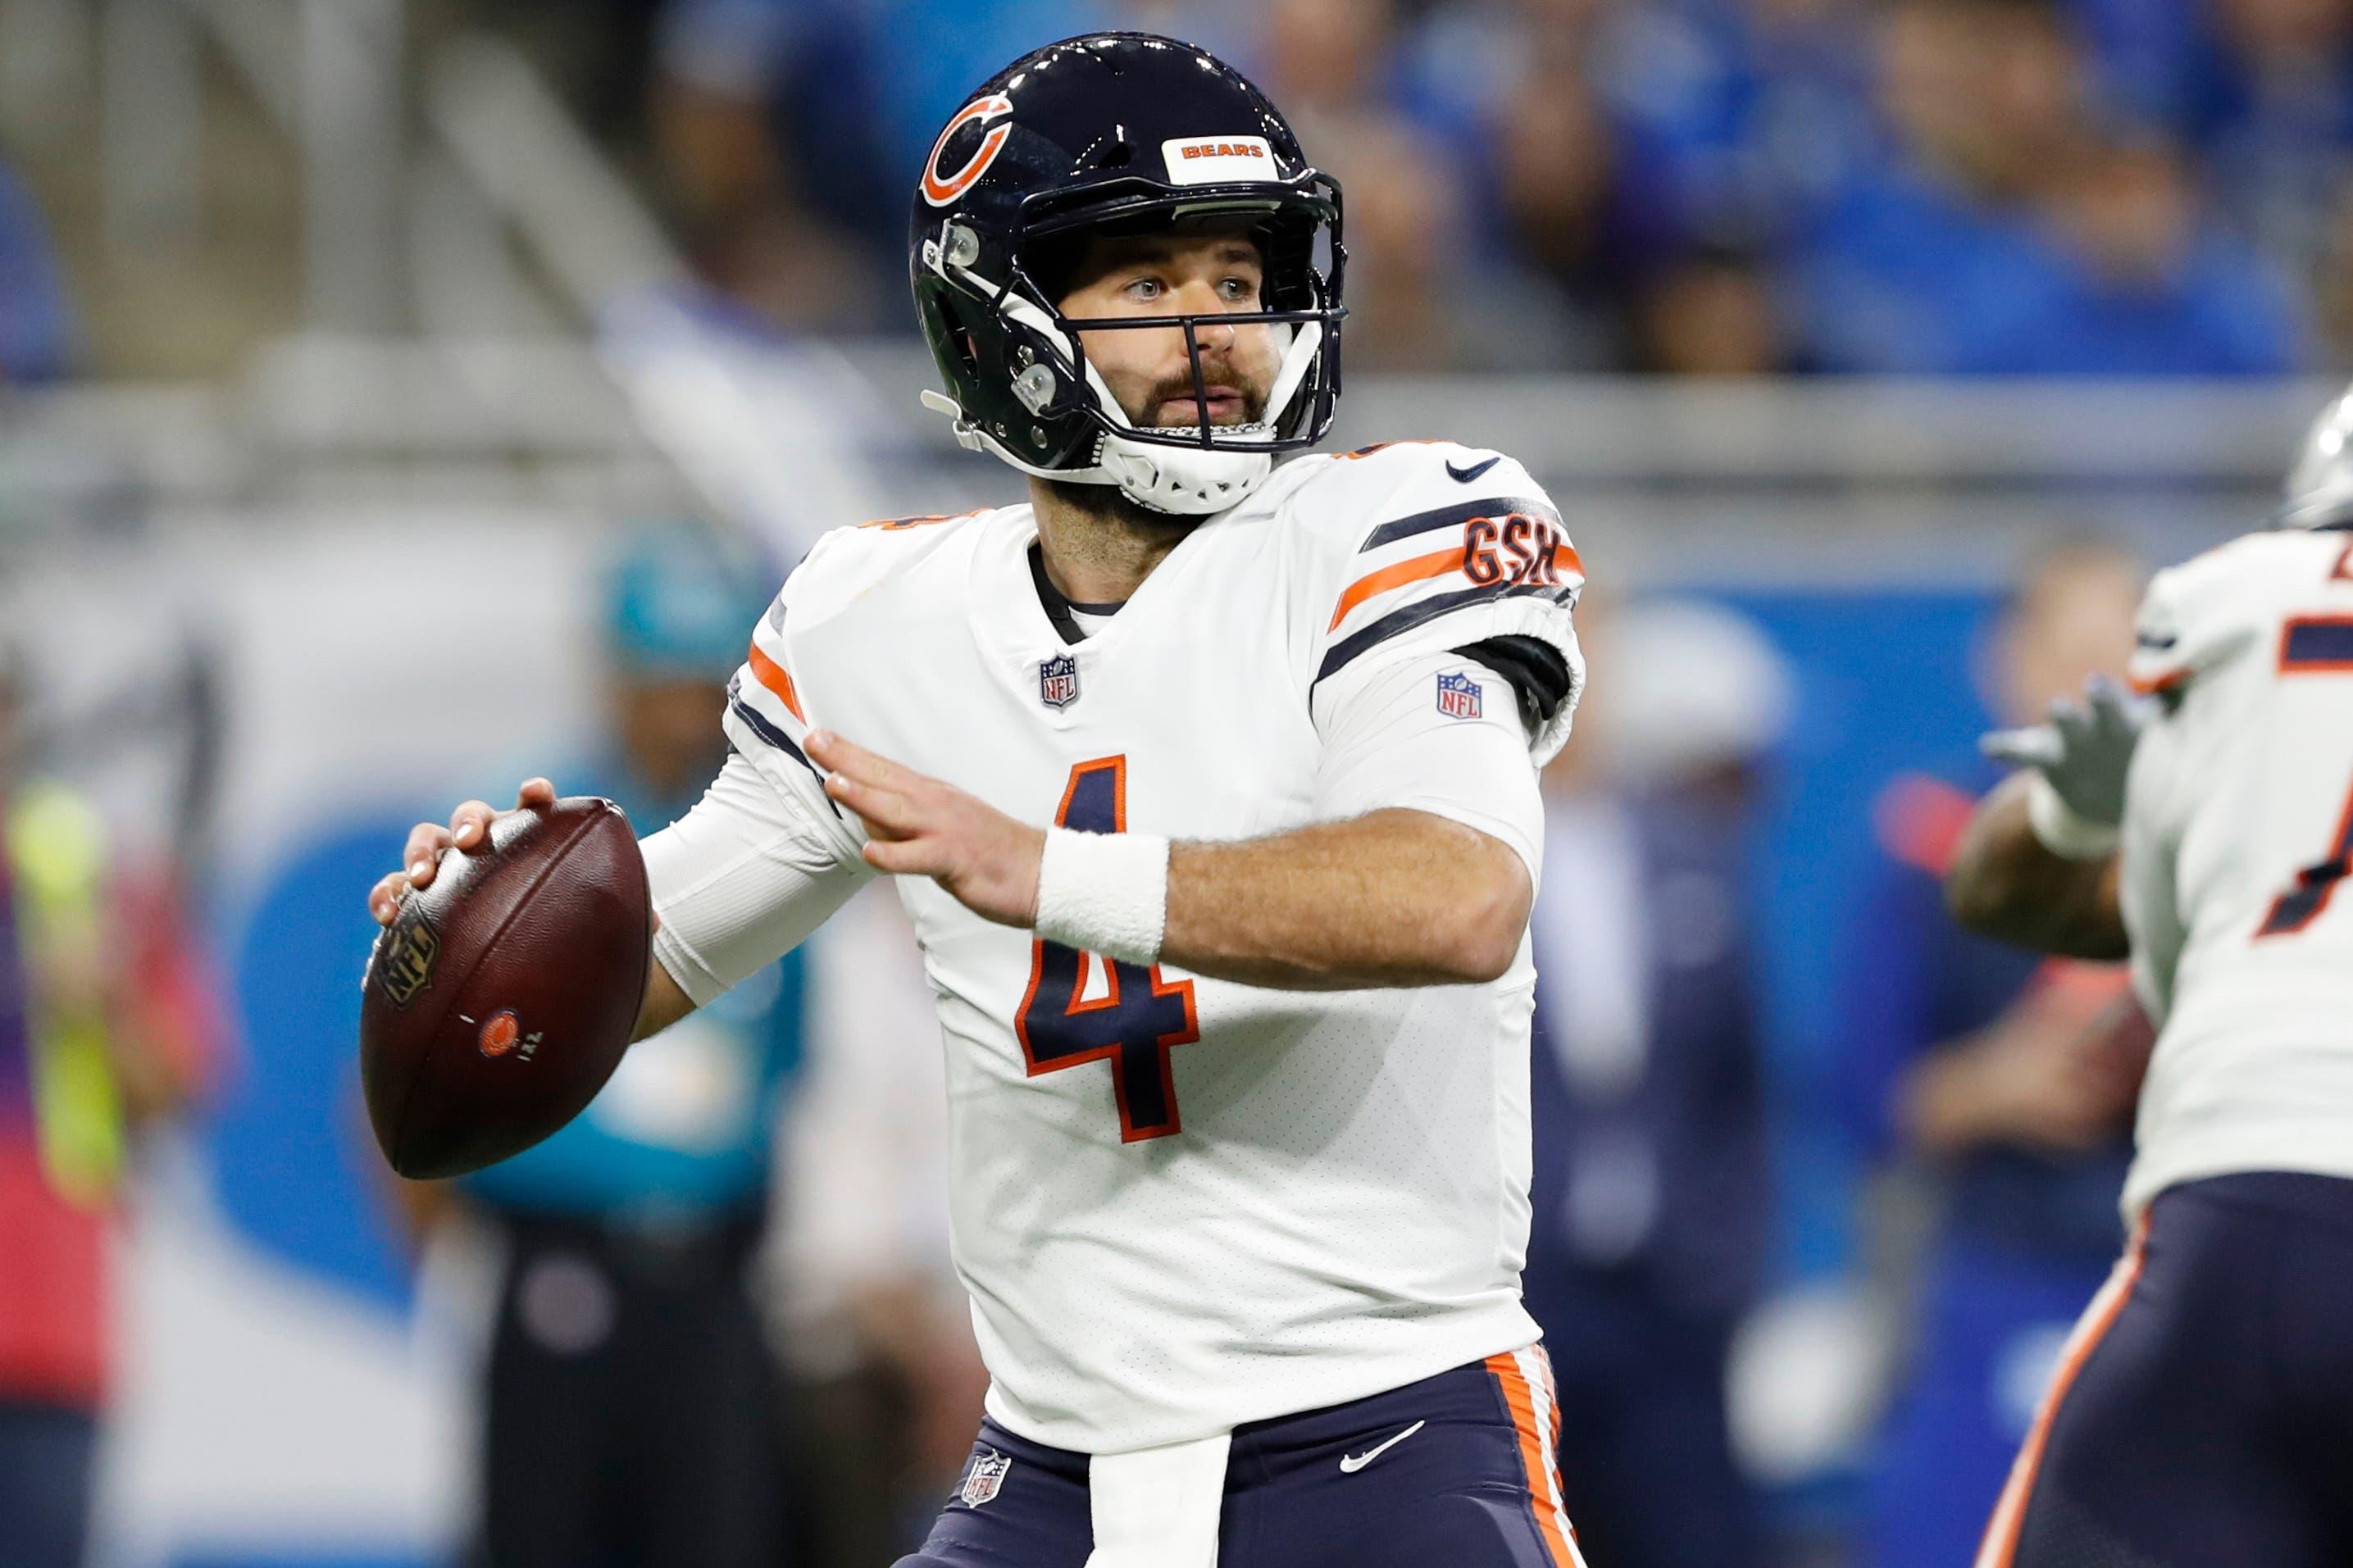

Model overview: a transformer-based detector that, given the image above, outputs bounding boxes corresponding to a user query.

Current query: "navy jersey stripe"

[725,683,844,819]
[1314,579,1576,686]
[2283,619,2353,667]
[1359,496,1558,553]
[727,694,811,770]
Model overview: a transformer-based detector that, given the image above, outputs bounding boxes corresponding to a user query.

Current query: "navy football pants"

[897,1350,1588,1567]
[1982,1171,2353,1567]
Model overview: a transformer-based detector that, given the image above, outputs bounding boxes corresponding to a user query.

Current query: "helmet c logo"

[922,94,1014,207]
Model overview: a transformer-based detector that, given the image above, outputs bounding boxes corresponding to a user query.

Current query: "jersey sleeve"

[1312,644,1546,880]
[722,570,837,807]
[718,520,927,850]
[1303,444,1586,764]
[658,526,908,1005]
[642,748,873,1007]
[2128,534,2272,702]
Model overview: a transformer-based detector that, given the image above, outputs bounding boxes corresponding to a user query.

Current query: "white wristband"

[2026,773,2121,861]
[1034,827,1171,966]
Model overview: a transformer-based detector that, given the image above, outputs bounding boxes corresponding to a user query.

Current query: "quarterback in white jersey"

[373,33,1591,1568]
[1949,384,2353,1568]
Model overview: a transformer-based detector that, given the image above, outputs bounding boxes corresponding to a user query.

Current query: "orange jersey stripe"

[857,507,986,531]
[746,643,804,722]
[1336,438,1457,461]
[1327,538,1583,634]
[1486,1352,1582,1568]
[1973,1216,2151,1568]
[1328,548,1461,632]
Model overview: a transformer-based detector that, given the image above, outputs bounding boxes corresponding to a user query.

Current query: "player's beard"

[1041,358,1273,527]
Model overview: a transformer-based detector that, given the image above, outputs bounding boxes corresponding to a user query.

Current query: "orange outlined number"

[1014,758,1201,1140]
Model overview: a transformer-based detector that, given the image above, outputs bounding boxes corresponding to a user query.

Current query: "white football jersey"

[649,440,1583,1453]
[2120,526,2353,1216]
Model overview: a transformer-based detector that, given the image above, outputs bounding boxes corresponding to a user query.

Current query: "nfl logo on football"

[961,1448,1013,1508]
[1435,670,1483,721]
[1039,652,1081,710]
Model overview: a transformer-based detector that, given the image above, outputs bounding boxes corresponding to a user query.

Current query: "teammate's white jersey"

[2120,526,2353,1216]
[641,441,1585,1453]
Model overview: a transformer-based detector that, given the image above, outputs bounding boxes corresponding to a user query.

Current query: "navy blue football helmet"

[908,33,1346,515]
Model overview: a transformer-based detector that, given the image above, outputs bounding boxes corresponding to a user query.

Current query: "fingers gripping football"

[805,731,1044,929]
[368,779,558,926]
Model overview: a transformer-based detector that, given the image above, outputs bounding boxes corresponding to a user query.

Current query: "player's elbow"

[1434,872,1529,984]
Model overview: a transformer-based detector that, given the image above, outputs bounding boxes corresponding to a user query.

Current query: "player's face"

[1054,226,1281,429]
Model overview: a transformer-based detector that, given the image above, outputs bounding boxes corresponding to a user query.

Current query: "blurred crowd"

[602,0,2342,373]
[0,0,2351,380]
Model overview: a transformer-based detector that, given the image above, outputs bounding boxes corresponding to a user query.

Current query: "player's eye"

[1126,276,1165,302]
[1219,277,1258,302]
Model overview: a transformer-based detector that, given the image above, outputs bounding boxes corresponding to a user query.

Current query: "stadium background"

[0,0,2336,1563]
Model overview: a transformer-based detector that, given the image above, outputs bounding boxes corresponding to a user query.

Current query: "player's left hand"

[806,729,1044,929]
[1980,675,2150,829]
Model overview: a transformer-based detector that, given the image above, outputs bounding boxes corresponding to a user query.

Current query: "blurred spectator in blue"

[0,161,74,384]
[394,524,809,1568]
[1397,0,1689,366]
[1840,540,2148,1568]
[1524,597,1789,1568]
[2120,0,2353,283]
[1791,0,2085,372]
[1588,0,1880,239]
[1792,0,2306,373]
[1956,133,2308,373]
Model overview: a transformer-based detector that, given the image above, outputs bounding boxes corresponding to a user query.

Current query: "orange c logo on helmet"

[922,94,1015,207]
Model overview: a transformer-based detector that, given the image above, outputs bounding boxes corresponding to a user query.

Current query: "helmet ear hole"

[935,293,990,377]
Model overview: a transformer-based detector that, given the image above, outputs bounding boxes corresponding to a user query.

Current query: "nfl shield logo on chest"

[1435,670,1484,720]
[961,1447,1013,1508]
[1039,652,1080,710]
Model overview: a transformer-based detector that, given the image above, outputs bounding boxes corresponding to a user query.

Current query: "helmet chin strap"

[924,252,1325,516]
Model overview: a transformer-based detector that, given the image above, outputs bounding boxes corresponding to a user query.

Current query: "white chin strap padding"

[1098,434,1273,516]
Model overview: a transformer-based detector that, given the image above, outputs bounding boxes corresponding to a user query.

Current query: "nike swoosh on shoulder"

[1445,455,1501,484]
[1338,1419,1426,1473]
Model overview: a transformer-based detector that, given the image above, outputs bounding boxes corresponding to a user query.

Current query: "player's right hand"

[367,779,558,927]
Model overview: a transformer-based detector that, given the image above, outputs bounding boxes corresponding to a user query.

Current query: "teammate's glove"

[1979,675,2150,860]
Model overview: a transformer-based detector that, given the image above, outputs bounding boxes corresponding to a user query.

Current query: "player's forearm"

[630,931,699,1043]
[1158,809,1531,990]
[1946,773,2129,960]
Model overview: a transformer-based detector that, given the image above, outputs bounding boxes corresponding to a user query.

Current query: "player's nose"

[1167,279,1241,343]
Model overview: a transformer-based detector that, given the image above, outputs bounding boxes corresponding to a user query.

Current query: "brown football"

[359,797,650,1179]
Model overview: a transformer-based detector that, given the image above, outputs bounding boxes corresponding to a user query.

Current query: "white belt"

[1085,1431,1232,1568]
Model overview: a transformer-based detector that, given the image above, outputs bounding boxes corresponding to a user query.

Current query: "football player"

[1949,382,2353,1567]
[372,34,1586,1568]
